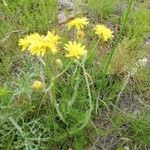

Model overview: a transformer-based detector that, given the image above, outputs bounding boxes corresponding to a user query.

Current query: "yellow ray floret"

[65,41,87,59]
[67,17,89,30]
[42,31,60,55]
[94,24,114,41]
[19,32,60,57]
[19,33,41,51]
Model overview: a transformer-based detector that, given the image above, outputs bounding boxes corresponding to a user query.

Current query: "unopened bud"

[32,80,43,90]
[77,30,85,39]
[55,59,63,69]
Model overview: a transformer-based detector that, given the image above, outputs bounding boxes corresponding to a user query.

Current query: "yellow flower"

[94,24,114,41]
[32,80,43,90]
[18,33,41,51]
[67,17,89,30]
[64,41,87,59]
[42,31,60,55]
[19,32,60,57]
[77,30,85,39]
[28,35,45,56]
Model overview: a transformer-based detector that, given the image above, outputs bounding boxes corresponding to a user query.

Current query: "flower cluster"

[18,17,114,91]
[19,32,60,57]
[19,17,114,60]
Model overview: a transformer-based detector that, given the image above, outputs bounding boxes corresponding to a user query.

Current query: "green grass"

[0,0,150,149]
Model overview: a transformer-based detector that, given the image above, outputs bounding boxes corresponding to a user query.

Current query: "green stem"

[86,38,100,60]
[49,77,67,124]
[45,55,69,124]
[54,61,72,79]
[68,76,80,110]
[50,62,94,141]
[115,72,130,105]
[81,63,93,119]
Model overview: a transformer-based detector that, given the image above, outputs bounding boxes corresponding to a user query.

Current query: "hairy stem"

[116,72,130,105]
[81,63,93,119]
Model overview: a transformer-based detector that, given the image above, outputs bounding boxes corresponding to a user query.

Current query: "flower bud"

[55,59,63,69]
[32,80,43,90]
[77,30,85,39]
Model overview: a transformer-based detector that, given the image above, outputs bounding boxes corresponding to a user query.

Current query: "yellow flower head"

[67,17,89,30]
[94,24,114,41]
[42,31,60,55]
[18,33,41,51]
[64,41,87,59]
[19,32,60,57]
[28,35,45,56]
[32,80,44,90]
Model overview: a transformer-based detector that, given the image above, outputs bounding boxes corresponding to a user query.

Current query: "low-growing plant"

[17,16,114,140]
[1,0,150,149]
